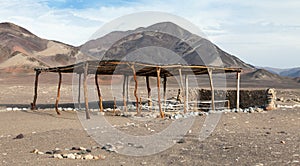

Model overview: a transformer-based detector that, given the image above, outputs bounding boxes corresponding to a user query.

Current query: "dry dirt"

[0,73,299,166]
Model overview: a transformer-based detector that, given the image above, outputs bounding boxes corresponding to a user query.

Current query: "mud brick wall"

[197,89,268,109]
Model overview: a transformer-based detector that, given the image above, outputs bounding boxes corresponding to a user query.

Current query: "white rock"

[6,107,13,111]
[67,153,76,159]
[84,154,94,160]
[54,154,63,159]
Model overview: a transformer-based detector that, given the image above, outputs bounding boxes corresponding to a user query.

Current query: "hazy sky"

[0,0,299,68]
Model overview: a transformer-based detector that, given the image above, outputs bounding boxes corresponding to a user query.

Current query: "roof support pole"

[55,72,62,115]
[130,65,139,115]
[163,75,167,112]
[123,75,127,112]
[178,69,186,112]
[95,73,103,112]
[126,75,129,105]
[236,72,241,110]
[146,76,152,110]
[31,70,41,110]
[156,67,164,118]
[208,68,215,111]
[185,75,189,112]
[78,74,81,109]
[83,62,90,119]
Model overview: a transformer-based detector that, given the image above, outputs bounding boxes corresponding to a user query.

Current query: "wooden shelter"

[31,60,242,119]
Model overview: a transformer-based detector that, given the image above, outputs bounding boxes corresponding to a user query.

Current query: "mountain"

[280,67,300,77]
[0,22,80,72]
[81,22,255,69]
[258,66,300,78]
[242,69,284,81]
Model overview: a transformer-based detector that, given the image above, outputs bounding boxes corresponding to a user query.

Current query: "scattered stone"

[102,143,117,152]
[79,147,86,151]
[53,149,62,154]
[67,153,76,159]
[71,147,81,150]
[93,156,99,160]
[141,161,147,165]
[86,149,92,153]
[53,154,63,159]
[2,153,7,156]
[255,163,264,166]
[14,134,24,139]
[83,154,94,160]
[45,151,53,155]
[30,149,39,154]
[280,140,286,144]
[255,108,264,113]
[37,151,44,155]
[75,155,82,159]
[177,139,186,144]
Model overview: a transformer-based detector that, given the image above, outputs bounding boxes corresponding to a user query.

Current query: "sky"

[0,0,299,68]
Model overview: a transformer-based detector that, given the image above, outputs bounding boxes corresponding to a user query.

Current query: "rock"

[71,146,81,150]
[255,108,264,113]
[6,107,13,111]
[141,161,147,165]
[102,143,117,153]
[79,147,86,151]
[53,149,62,154]
[53,154,63,159]
[93,156,99,160]
[30,149,39,154]
[75,155,82,159]
[45,151,53,155]
[62,154,68,158]
[255,163,264,166]
[280,140,286,144]
[84,154,94,160]
[14,134,24,139]
[86,149,92,153]
[177,139,186,144]
[67,153,76,159]
[37,151,44,155]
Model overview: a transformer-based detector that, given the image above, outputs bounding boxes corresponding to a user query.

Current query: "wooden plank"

[208,68,215,111]
[123,75,127,112]
[95,73,104,112]
[55,72,62,115]
[146,76,152,109]
[185,75,189,112]
[31,70,40,110]
[236,72,241,110]
[130,65,139,114]
[156,67,164,118]
[78,74,81,109]
[83,62,90,119]
[126,75,129,105]
[163,75,167,112]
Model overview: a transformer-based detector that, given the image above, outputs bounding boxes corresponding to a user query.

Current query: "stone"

[71,146,81,150]
[86,149,92,153]
[46,151,53,155]
[53,154,63,159]
[177,139,186,144]
[14,134,24,139]
[280,140,286,144]
[62,154,68,158]
[102,143,117,152]
[53,149,62,154]
[93,156,99,160]
[37,151,44,155]
[84,154,94,160]
[30,149,39,154]
[79,147,86,151]
[75,155,82,159]
[67,153,76,159]
[255,108,264,113]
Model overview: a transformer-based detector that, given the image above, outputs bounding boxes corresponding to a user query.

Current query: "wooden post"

[146,76,152,110]
[126,75,129,105]
[156,67,164,118]
[78,74,81,109]
[31,70,40,110]
[178,69,186,112]
[208,68,215,111]
[236,72,241,110]
[113,97,116,115]
[130,65,139,114]
[163,75,167,112]
[95,73,104,112]
[123,75,127,112]
[185,75,189,112]
[55,72,62,115]
[83,62,90,119]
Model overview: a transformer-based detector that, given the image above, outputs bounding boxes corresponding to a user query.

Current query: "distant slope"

[259,66,300,78]
[81,22,254,69]
[242,69,285,81]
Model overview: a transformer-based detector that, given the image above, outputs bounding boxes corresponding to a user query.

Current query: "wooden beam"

[55,72,62,115]
[236,72,241,110]
[123,75,127,112]
[178,69,186,112]
[208,68,215,111]
[83,62,90,119]
[78,74,81,109]
[184,75,189,113]
[156,67,164,118]
[31,70,40,110]
[126,75,129,105]
[163,75,167,112]
[95,73,104,112]
[130,65,139,114]
[146,76,152,110]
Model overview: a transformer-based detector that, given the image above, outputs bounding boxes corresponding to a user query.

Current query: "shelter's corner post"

[123,75,127,112]
[236,71,241,110]
[83,62,90,119]
[55,71,62,115]
[156,67,164,118]
[208,68,215,111]
[146,76,152,111]
[95,72,104,112]
[130,65,139,115]
[31,69,41,110]
[163,75,167,112]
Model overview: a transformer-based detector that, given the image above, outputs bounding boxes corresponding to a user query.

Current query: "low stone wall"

[197,89,270,109]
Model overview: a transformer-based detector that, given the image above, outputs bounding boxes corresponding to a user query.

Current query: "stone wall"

[191,89,270,109]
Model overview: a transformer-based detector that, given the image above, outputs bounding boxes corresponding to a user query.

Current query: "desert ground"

[0,73,299,166]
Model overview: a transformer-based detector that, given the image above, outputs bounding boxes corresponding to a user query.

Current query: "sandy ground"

[0,73,299,166]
